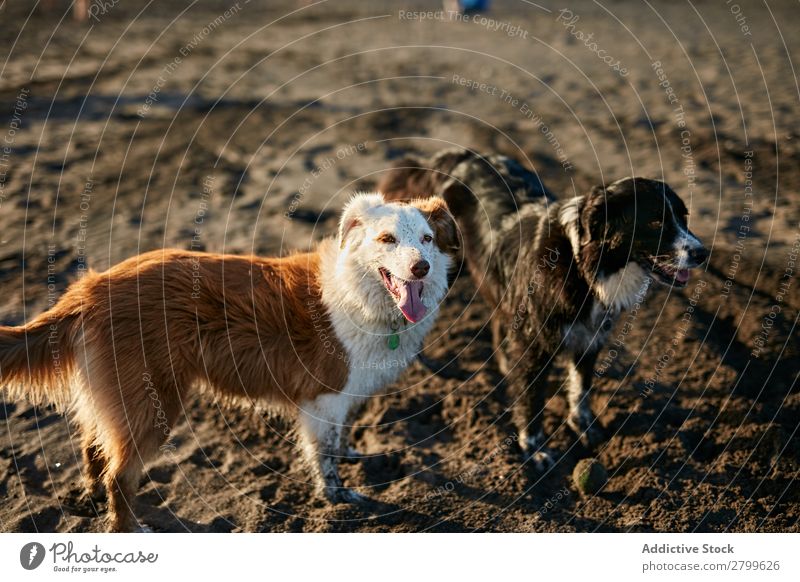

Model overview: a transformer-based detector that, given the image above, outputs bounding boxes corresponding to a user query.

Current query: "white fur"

[297,193,451,496]
[558,196,583,260]
[565,362,582,413]
[593,262,650,311]
[667,197,704,268]
[322,193,450,394]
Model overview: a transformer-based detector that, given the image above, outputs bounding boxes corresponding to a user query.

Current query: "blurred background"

[0,0,797,532]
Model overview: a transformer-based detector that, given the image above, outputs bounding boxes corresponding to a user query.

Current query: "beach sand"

[0,0,797,532]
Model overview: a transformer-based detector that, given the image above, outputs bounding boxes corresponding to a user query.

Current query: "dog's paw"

[324,486,367,505]
[568,411,605,449]
[133,524,154,533]
[529,450,557,472]
[521,431,558,472]
[580,424,605,449]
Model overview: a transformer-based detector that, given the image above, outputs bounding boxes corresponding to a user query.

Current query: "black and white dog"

[380,149,708,469]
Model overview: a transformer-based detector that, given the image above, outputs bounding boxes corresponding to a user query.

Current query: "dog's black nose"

[688,246,709,266]
[411,260,430,279]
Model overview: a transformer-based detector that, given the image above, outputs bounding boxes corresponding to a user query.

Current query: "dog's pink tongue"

[676,269,690,284]
[395,279,426,323]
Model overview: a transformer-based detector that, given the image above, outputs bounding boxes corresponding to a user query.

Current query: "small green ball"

[572,458,608,494]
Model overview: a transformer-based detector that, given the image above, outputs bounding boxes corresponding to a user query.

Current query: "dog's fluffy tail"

[0,309,79,409]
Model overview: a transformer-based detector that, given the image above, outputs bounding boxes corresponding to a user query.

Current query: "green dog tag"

[387,333,400,350]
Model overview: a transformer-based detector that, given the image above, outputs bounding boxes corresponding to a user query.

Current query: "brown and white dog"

[0,193,456,531]
[380,149,708,469]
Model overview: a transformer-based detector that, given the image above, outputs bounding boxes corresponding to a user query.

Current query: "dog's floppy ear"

[411,196,460,253]
[582,184,625,251]
[581,185,605,243]
[339,192,384,248]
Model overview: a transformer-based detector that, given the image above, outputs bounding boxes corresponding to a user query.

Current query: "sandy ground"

[0,0,798,532]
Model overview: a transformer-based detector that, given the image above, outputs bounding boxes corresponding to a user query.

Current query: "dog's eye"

[422,234,433,243]
[377,233,396,244]
[648,220,663,230]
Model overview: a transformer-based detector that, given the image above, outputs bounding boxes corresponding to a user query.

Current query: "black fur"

[380,149,707,468]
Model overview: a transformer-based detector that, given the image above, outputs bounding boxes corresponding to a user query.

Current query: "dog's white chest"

[333,315,434,398]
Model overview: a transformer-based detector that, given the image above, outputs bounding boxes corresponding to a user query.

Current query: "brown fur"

[378,150,475,200]
[0,246,348,531]
[407,196,461,253]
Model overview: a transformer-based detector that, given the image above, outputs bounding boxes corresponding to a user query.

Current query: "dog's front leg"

[565,351,604,449]
[505,342,557,472]
[298,394,367,504]
[339,399,368,464]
